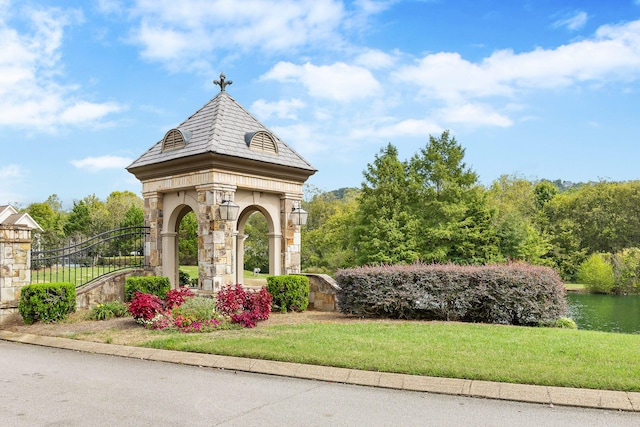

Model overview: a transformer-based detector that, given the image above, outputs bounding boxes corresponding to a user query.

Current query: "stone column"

[268,232,282,276]
[161,231,178,288]
[280,195,302,275]
[197,184,238,292]
[0,224,32,325]
[143,191,164,277]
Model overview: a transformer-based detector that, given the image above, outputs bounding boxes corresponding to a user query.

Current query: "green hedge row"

[18,283,76,324]
[124,276,171,301]
[98,256,144,267]
[266,275,309,313]
[335,263,567,326]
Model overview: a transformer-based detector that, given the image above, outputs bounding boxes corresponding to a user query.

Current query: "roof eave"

[127,153,316,184]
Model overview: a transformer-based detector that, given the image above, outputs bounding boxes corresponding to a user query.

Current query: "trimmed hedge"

[335,263,567,326]
[124,276,171,301]
[18,282,76,324]
[266,275,309,312]
[99,256,144,268]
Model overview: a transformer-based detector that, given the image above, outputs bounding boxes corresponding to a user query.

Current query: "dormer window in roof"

[245,131,278,155]
[162,128,192,152]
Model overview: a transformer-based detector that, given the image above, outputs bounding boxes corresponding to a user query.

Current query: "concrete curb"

[1,330,638,412]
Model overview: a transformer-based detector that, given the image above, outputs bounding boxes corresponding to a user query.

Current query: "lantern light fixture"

[290,201,308,226]
[219,193,240,221]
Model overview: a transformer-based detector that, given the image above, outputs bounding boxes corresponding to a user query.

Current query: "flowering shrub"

[171,296,218,322]
[164,286,195,310]
[216,284,248,316]
[130,285,271,331]
[128,292,164,320]
[217,284,273,328]
[139,312,222,333]
[248,287,273,321]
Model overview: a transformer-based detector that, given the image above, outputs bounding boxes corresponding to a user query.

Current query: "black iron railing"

[30,226,149,287]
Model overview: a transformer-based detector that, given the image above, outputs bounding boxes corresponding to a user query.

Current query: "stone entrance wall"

[0,224,32,325]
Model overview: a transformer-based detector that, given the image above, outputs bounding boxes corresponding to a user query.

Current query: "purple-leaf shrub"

[336,262,567,326]
[216,284,273,328]
[216,284,248,316]
[128,292,164,320]
[164,286,195,310]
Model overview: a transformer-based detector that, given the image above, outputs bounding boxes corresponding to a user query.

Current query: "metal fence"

[30,226,149,287]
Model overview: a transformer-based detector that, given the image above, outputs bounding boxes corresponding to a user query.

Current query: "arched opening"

[163,195,199,289]
[243,211,268,287]
[236,205,277,286]
[177,210,198,287]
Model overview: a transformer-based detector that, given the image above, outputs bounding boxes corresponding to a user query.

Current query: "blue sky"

[2,0,640,208]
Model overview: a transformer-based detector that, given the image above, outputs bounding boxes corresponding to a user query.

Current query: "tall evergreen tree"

[353,143,419,265]
[408,131,499,263]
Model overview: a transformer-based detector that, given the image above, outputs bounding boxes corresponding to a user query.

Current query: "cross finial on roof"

[214,72,233,92]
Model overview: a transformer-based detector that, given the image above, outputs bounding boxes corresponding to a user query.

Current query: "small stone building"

[127,75,316,291]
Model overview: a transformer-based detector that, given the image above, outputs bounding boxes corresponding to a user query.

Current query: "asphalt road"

[0,340,637,426]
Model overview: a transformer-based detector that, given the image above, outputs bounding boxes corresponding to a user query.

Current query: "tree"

[408,131,498,263]
[488,175,552,264]
[302,187,359,273]
[105,191,144,228]
[121,205,144,227]
[63,199,93,237]
[178,211,198,265]
[244,212,269,273]
[533,180,558,209]
[27,196,66,251]
[577,253,615,294]
[352,143,419,265]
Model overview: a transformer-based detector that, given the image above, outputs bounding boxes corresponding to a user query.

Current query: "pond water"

[566,293,640,334]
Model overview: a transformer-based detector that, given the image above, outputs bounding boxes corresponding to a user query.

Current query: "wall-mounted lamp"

[290,201,308,226]
[219,193,240,221]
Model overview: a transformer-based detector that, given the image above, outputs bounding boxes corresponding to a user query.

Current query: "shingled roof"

[127,88,316,182]
[0,205,42,230]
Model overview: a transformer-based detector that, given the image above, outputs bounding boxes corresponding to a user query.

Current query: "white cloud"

[394,19,640,103]
[0,3,124,131]
[0,164,25,204]
[262,61,382,101]
[350,118,442,140]
[270,123,330,156]
[0,164,23,179]
[60,101,125,125]
[129,0,345,69]
[355,49,397,69]
[437,103,513,127]
[553,11,588,31]
[251,98,306,120]
[71,156,133,171]
[97,0,124,15]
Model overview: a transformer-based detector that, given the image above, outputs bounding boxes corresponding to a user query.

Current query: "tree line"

[302,131,640,283]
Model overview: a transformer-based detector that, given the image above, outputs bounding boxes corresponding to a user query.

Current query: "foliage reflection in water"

[566,293,640,334]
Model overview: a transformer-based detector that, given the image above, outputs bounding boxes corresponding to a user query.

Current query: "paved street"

[0,341,638,426]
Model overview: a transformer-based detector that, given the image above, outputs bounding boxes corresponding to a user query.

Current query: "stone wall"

[304,274,340,312]
[0,225,32,325]
[76,269,148,309]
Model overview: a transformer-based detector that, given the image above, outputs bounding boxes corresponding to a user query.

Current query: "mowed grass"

[140,320,640,392]
[32,266,126,287]
[179,266,270,281]
[564,283,587,291]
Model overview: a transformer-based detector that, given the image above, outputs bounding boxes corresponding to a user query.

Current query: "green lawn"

[179,266,270,281]
[32,266,132,287]
[140,320,640,392]
[179,265,198,279]
[564,283,587,291]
